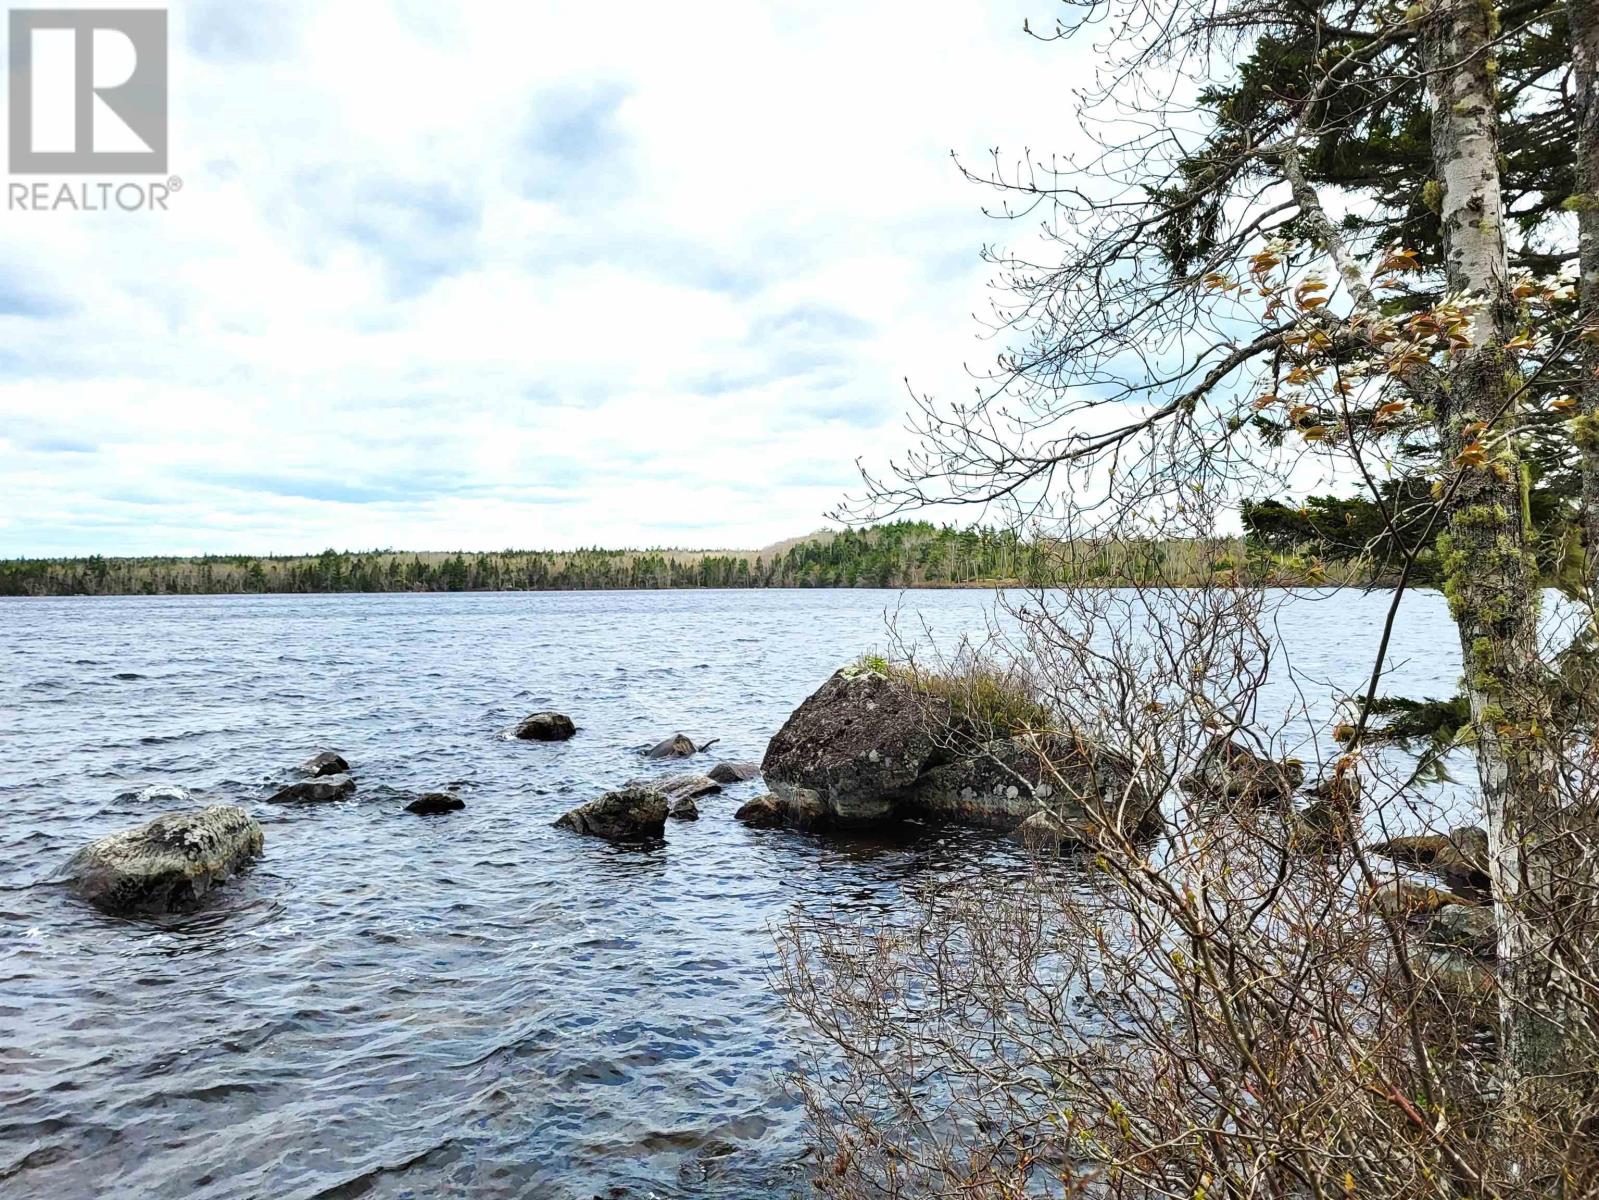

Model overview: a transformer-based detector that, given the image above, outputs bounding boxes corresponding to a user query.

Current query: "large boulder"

[1179,736,1304,805]
[300,751,349,777]
[553,786,667,841]
[516,712,576,742]
[760,666,943,826]
[68,805,263,915]
[707,761,760,785]
[268,774,355,803]
[906,734,1160,840]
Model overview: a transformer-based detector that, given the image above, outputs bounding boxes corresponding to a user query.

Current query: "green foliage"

[0,523,1292,596]
[1343,694,1473,748]
[866,656,1054,737]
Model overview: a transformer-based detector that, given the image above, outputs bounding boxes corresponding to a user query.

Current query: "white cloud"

[0,0,1086,555]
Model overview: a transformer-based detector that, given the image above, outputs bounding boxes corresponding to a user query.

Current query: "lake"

[0,588,1464,1198]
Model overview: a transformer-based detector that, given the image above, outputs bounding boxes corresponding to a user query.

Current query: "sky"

[0,0,1090,557]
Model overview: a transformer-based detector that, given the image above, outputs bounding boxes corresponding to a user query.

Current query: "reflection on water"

[0,588,1460,1198]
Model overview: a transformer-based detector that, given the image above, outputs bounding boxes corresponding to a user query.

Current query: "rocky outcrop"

[1179,736,1305,805]
[68,805,263,915]
[268,774,356,803]
[907,734,1161,840]
[646,734,700,759]
[707,761,760,785]
[554,786,667,841]
[759,668,1158,841]
[406,792,464,814]
[515,712,576,742]
[300,751,349,777]
[1370,826,1490,894]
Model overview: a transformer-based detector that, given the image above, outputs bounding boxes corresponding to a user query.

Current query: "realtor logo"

[8,8,167,174]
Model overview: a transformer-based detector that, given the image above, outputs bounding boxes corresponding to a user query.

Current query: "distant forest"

[0,521,1313,596]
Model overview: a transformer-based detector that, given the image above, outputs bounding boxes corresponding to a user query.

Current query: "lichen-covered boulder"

[406,792,464,814]
[300,751,349,777]
[761,667,943,826]
[646,733,698,759]
[68,805,263,914]
[1179,736,1304,805]
[707,761,760,785]
[554,786,667,841]
[268,774,355,803]
[907,734,1160,840]
[515,712,576,741]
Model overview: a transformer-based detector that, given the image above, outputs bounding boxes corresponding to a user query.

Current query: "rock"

[760,666,942,826]
[646,733,698,759]
[734,795,787,829]
[268,774,356,803]
[642,773,722,803]
[1369,826,1490,894]
[67,805,263,915]
[1290,798,1352,852]
[668,795,700,821]
[907,734,1160,840]
[707,761,760,785]
[554,786,667,841]
[1179,736,1304,805]
[1013,810,1072,851]
[1367,878,1468,917]
[1426,903,1497,956]
[300,750,349,777]
[515,712,576,741]
[406,792,464,814]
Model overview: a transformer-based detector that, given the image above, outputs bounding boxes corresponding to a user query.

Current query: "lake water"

[0,588,1464,1199]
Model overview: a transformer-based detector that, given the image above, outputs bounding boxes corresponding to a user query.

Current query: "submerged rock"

[268,774,356,803]
[1179,736,1304,805]
[734,795,788,829]
[667,795,700,821]
[707,761,760,785]
[300,751,349,777]
[643,774,722,803]
[515,711,576,741]
[68,805,263,915]
[406,792,464,815]
[1013,810,1072,851]
[646,733,699,759]
[554,786,667,841]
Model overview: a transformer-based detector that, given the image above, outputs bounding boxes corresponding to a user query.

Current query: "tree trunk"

[1574,0,1599,603]
[1425,0,1559,1087]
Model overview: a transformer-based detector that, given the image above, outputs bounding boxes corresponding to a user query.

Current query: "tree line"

[0,521,1292,596]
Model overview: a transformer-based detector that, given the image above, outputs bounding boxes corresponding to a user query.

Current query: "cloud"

[0,0,1083,557]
